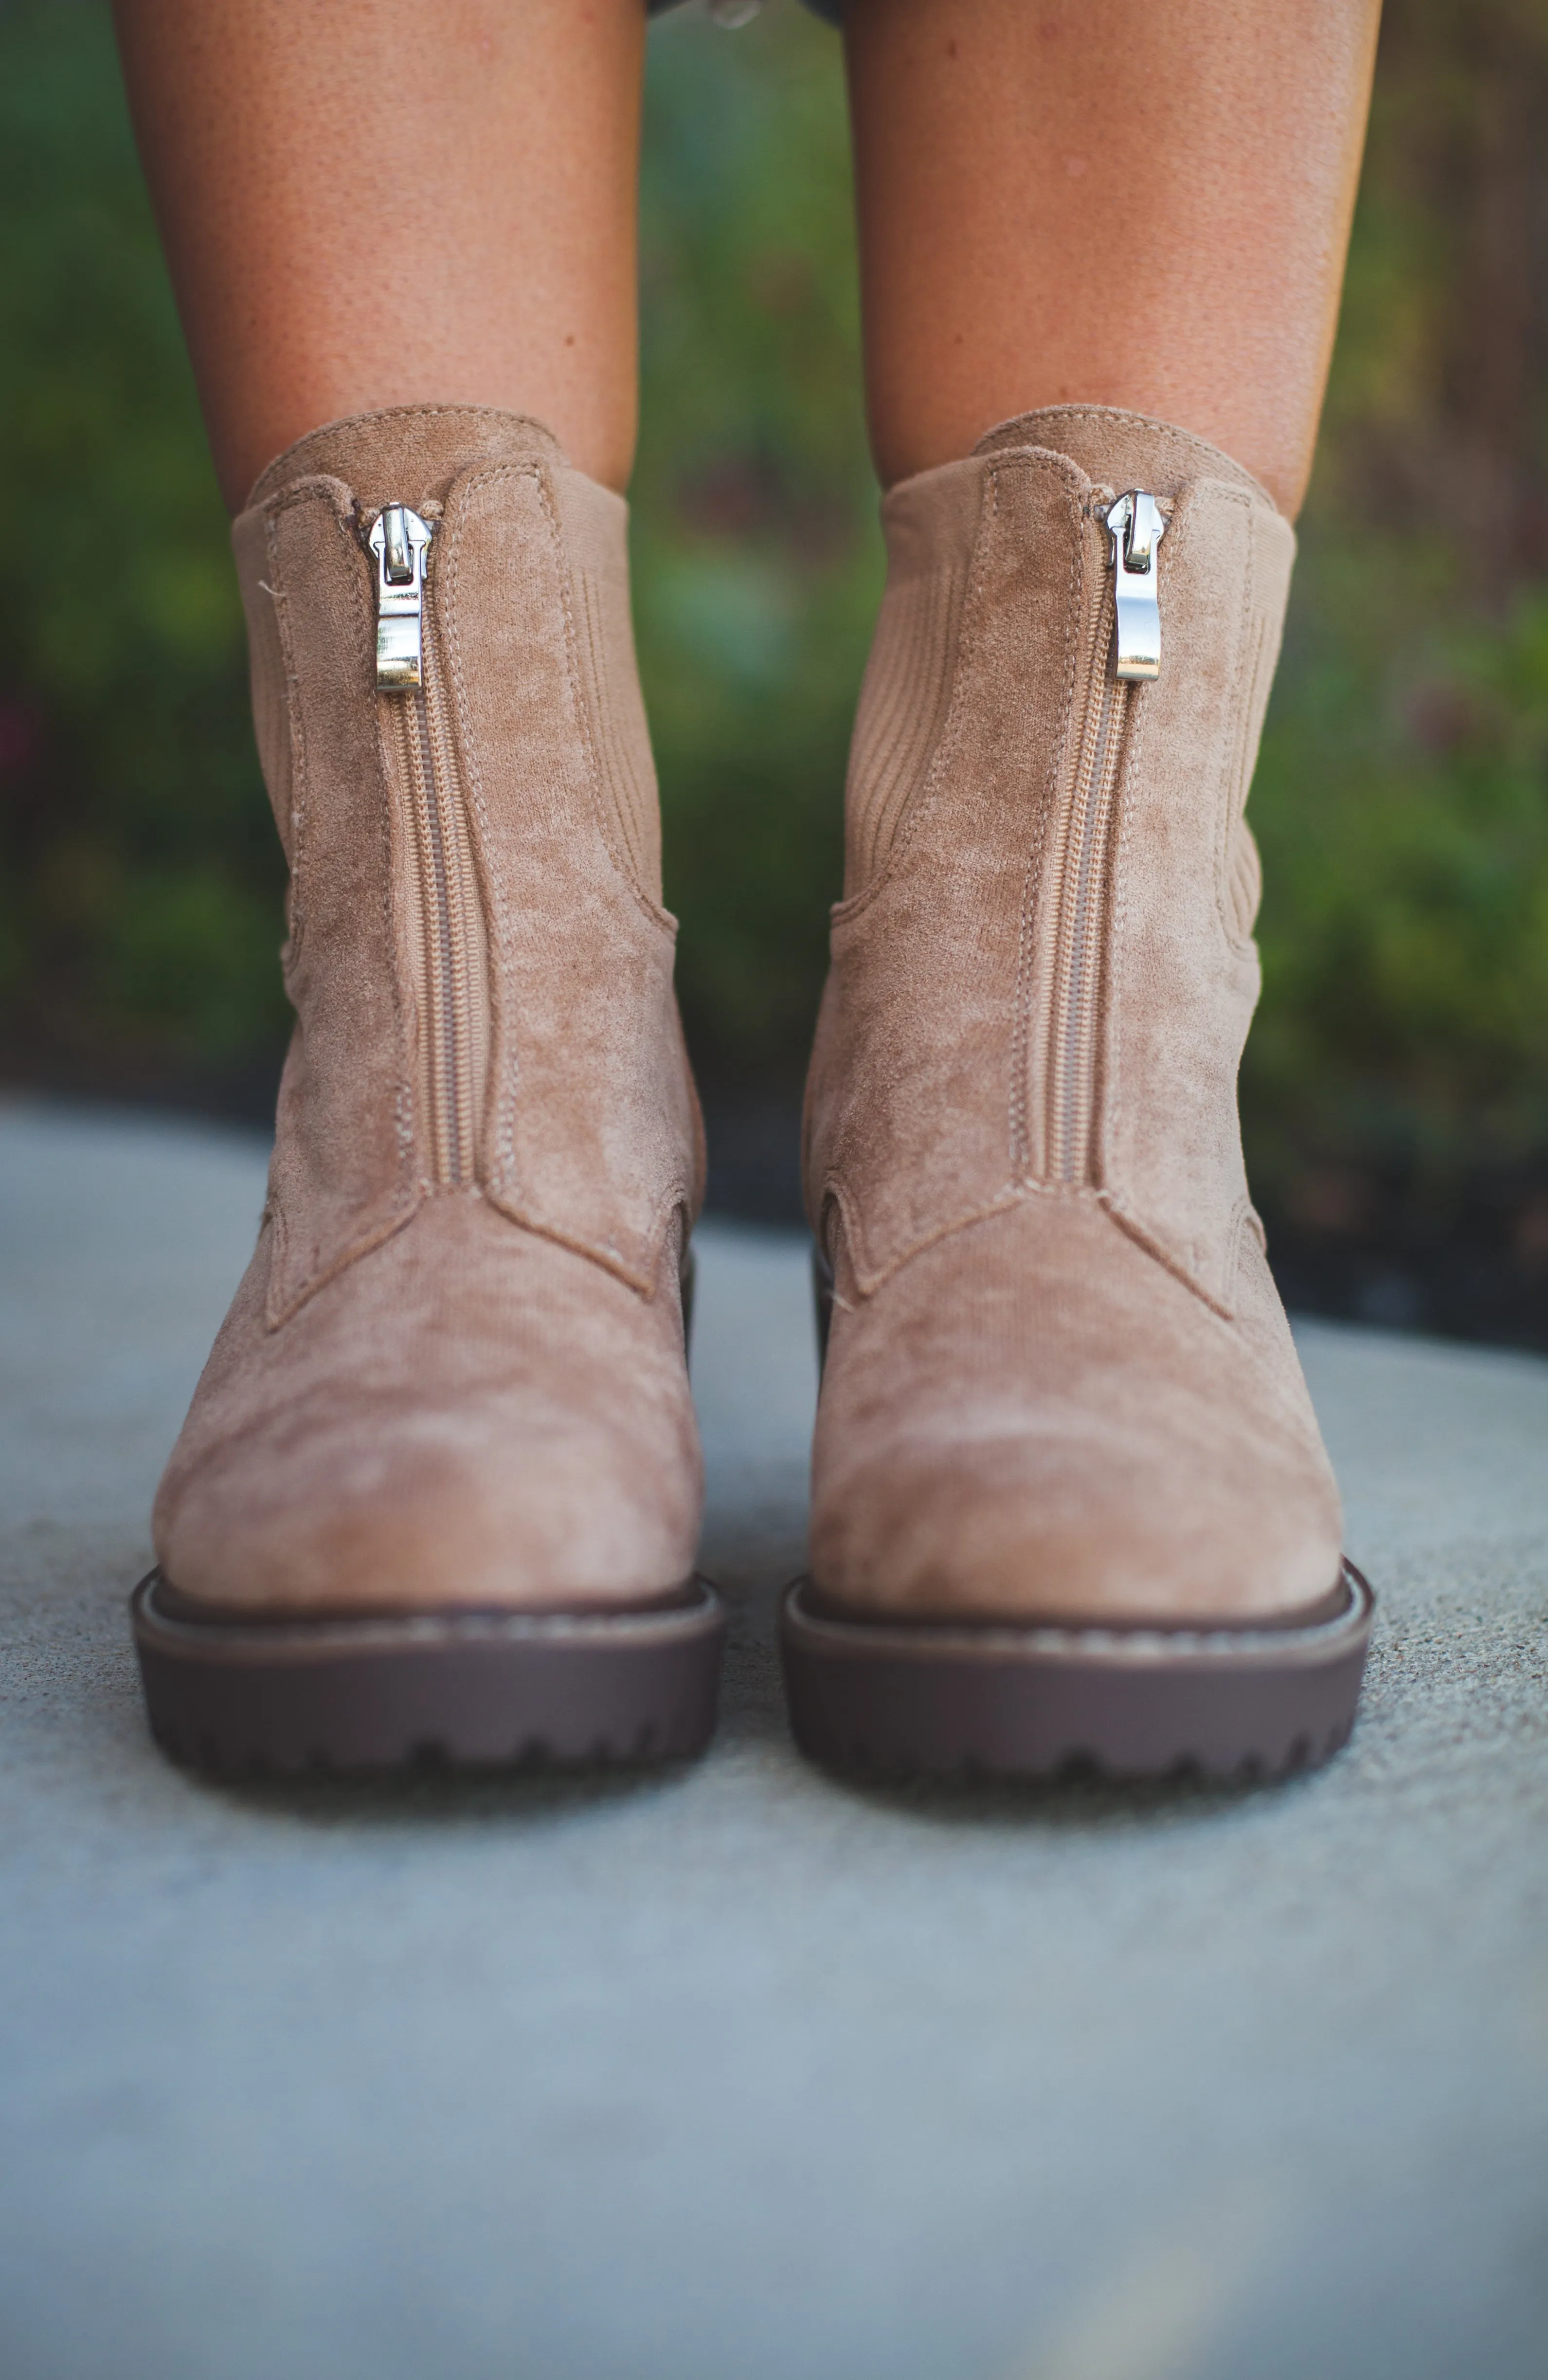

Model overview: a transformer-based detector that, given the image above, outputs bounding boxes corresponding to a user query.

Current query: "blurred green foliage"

[1245,0,1548,1224]
[634,6,875,1088]
[2,0,1548,1249]
[0,0,286,1085]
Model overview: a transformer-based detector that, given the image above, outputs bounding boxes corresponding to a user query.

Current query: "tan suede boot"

[131,405,723,1772]
[781,406,1372,1781]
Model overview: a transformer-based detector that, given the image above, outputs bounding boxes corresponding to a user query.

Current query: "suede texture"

[805,405,1343,1626]
[155,406,703,1616]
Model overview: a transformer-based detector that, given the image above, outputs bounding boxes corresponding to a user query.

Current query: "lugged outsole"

[131,1570,726,1777]
[779,1561,1374,1784]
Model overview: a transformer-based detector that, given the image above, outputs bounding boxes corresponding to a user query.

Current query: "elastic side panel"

[843,459,983,899]
[844,564,967,895]
[1224,509,1296,946]
[1226,818,1264,943]
[806,451,1088,1291]
[556,468,664,908]
[232,505,296,863]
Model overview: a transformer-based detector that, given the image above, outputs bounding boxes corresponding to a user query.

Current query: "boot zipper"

[1042,491,1167,1185]
[370,503,485,1187]
[1108,490,1166,681]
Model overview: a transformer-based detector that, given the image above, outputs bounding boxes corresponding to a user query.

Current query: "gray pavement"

[0,1096,1545,2380]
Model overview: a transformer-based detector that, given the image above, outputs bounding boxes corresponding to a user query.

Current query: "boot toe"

[810,1204,1343,1628]
[154,1201,702,1617]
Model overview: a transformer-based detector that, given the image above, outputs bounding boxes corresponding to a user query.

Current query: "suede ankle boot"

[132,405,723,1772]
[781,406,1372,1781]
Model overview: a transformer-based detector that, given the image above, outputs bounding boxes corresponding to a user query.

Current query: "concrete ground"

[0,1097,1545,2380]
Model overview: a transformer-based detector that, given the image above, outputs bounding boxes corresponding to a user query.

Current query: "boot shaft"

[806,404,1295,1315]
[232,405,701,1326]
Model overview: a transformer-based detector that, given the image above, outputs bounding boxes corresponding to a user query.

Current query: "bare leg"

[112,0,646,509]
[843,0,1381,515]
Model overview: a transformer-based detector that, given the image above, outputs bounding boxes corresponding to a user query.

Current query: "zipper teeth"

[1060,675,1127,1182]
[1047,583,1127,1186]
[397,696,448,1184]
[414,688,464,1185]
[424,640,479,1184]
[377,510,483,1192]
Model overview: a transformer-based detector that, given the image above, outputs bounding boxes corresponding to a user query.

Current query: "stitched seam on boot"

[829,463,1020,924]
[263,485,421,1329]
[577,562,666,910]
[973,407,1276,508]
[1013,471,1095,1186]
[261,483,345,966]
[1215,488,1268,956]
[267,1192,422,1331]
[1099,485,1256,1321]
[839,1176,1243,1313]
[248,517,298,879]
[817,453,1089,1288]
[844,563,969,893]
[437,463,525,1202]
[821,1177,1027,1301]
[1099,502,1204,1303]
[1095,1190,1237,1322]
[544,474,676,934]
[246,405,564,511]
[439,461,689,1292]
[832,454,1090,925]
[1099,600,1152,1217]
[472,1189,686,1301]
[543,468,667,929]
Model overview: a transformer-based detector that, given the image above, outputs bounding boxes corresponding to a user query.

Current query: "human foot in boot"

[134,406,722,1774]
[782,406,1371,1782]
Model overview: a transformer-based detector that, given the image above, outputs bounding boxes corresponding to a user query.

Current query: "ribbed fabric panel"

[844,563,966,897]
[1226,820,1263,942]
[578,564,663,903]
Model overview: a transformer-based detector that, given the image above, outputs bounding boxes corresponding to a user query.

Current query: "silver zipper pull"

[1105,491,1167,681]
[368,503,433,690]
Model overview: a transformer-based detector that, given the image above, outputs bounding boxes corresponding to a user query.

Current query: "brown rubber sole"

[779,1561,1374,1784]
[131,1569,726,1777]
